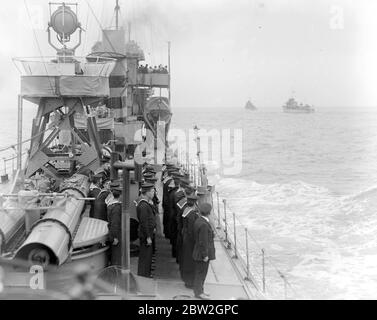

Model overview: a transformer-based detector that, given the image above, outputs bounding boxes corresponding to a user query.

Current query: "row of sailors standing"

[161,163,216,300]
[88,172,124,267]
[138,64,169,74]
[135,164,160,278]
[88,161,161,277]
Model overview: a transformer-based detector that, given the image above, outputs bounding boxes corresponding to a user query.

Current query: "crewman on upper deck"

[136,182,157,278]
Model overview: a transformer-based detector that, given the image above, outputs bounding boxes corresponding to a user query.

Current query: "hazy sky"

[1,0,377,109]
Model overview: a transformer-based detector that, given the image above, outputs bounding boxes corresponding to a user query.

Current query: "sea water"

[1,106,377,299]
[170,107,377,299]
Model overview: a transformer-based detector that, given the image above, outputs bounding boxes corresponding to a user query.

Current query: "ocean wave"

[209,175,377,298]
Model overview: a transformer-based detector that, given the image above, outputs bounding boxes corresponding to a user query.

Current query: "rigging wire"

[0,125,55,154]
[80,1,91,56]
[85,0,120,55]
[23,0,56,98]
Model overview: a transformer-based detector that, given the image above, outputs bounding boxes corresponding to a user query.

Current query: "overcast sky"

[1,0,377,109]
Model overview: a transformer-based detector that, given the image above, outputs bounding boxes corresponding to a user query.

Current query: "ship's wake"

[209,175,377,299]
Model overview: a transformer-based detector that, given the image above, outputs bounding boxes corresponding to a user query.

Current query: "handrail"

[175,147,300,300]
[213,191,301,299]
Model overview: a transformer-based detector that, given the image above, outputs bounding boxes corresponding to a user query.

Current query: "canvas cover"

[74,114,115,130]
[21,76,110,97]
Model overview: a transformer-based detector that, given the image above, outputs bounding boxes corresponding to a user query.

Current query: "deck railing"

[176,148,301,300]
[211,192,300,300]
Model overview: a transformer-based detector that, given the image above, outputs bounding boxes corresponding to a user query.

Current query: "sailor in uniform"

[163,177,175,240]
[92,179,111,221]
[192,203,216,300]
[88,174,102,218]
[169,173,185,258]
[136,182,157,278]
[162,167,178,239]
[94,154,111,181]
[180,194,200,288]
[143,174,160,255]
[175,179,194,265]
[106,186,123,267]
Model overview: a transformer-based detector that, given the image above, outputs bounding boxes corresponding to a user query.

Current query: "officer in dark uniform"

[169,174,185,258]
[180,194,200,288]
[162,167,178,239]
[143,175,160,255]
[107,186,122,267]
[163,177,174,240]
[192,203,216,300]
[136,182,157,278]
[88,174,102,218]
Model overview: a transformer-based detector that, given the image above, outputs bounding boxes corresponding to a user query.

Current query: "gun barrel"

[14,174,90,266]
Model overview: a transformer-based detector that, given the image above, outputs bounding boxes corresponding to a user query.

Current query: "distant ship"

[245,100,257,111]
[282,98,314,113]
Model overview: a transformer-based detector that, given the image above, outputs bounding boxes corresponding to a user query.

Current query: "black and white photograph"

[0,0,376,306]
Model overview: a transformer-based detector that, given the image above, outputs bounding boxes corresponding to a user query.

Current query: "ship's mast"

[168,41,171,107]
[115,0,120,30]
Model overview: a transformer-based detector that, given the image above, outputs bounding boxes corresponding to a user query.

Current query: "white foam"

[210,176,377,299]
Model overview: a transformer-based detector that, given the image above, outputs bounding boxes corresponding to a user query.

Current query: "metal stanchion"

[279,272,287,300]
[216,192,221,229]
[232,212,238,259]
[262,249,266,293]
[223,199,231,249]
[245,228,251,281]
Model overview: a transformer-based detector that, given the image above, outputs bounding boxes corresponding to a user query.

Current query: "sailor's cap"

[141,182,155,191]
[196,186,208,195]
[199,203,212,215]
[143,166,157,173]
[179,177,191,186]
[143,172,155,178]
[110,182,121,188]
[171,172,184,178]
[187,194,198,201]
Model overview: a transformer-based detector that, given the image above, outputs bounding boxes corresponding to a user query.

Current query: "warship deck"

[130,227,252,300]
[128,172,254,300]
